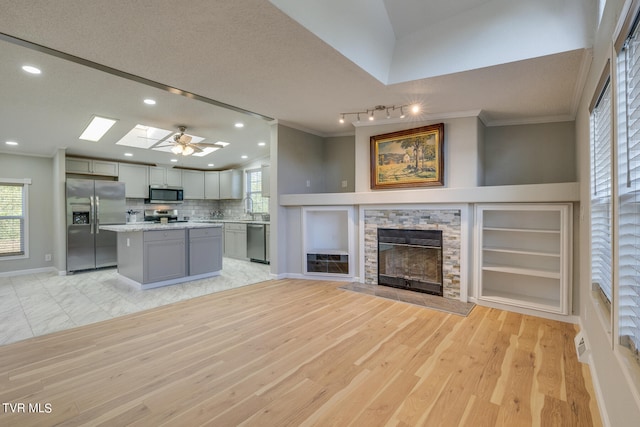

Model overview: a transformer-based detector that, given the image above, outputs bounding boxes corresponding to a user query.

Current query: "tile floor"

[0,258,271,346]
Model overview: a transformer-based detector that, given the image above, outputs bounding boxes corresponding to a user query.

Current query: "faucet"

[241,196,254,218]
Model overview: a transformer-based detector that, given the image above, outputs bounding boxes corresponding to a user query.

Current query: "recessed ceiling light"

[22,65,41,74]
[5,141,18,146]
[208,163,214,167]
[79,116,118,142]
[170,159,178,162]
[234,122,244,128]
[143,99,156,105]
[241,155,248,159]
[258,142,266,146]
[124,153,133,157]
[411,104,421,114]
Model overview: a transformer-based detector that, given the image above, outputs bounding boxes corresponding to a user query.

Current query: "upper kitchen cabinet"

[205,171,220,200]
[220,169,242,199]
[261,164,270,198]
[182,170,205,199]
[66,157,119,177]
[118,163,149,198]
[149,166,182,187]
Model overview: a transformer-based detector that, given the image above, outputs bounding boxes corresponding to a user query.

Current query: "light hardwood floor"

[0,279,601,426]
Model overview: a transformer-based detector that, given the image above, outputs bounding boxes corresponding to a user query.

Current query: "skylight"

[115,125,173,149]
[79,116,118,142]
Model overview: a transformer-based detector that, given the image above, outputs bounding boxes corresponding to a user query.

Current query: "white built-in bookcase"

[474,203,572,315]
[302,206,354,277]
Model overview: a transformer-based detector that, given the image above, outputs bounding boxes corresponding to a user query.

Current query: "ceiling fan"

[169,126,221,156]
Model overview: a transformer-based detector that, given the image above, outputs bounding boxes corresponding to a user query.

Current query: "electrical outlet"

[126,238,130,247]
[306,180,311,187]
[341,180,348,188]
[44,254,52,262]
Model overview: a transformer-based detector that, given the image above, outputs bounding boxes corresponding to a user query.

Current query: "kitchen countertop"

[100,222,223,232]
[193,219,270,225]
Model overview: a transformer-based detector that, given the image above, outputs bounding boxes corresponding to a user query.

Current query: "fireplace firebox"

[377,228,443,296]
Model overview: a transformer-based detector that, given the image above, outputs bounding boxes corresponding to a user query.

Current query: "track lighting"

[338,104,420,124]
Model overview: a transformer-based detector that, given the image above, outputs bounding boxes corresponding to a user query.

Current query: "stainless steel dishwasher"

[247,223,268,263]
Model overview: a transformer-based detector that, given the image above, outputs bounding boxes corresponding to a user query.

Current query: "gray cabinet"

[204,171,220,199]
[182,170,205,199]
[66,157,119,177]
[149,166,182,187]
[189,227,223,275]
[118,163,149,198]
[224,222,247,259]
[143,229,186,283]
[220,169,242,199]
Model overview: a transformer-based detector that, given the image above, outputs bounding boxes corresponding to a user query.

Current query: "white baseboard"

[0,266,57,278]
[577,319,610,427]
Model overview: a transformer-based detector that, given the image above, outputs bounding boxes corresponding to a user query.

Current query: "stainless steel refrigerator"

[66,178,126,272]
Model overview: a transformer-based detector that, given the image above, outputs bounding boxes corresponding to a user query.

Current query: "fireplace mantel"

[279,182,578,207]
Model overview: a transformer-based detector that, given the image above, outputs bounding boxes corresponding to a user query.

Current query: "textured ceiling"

[0,0,593,170]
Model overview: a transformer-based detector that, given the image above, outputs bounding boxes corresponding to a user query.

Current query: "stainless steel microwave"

[145,186,184,204]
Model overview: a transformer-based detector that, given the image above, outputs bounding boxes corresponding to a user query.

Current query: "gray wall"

[324,135,355,192]
[484,121,576,185]
[0,153,54,274]
[277,125,326,194]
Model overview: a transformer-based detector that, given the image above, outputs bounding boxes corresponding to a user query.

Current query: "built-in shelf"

[302,207,354,277]
[483,247,560,257]
[475,203,572,315]
[482,265,561,280]
[483,227,561,234]
[280,182,579,206]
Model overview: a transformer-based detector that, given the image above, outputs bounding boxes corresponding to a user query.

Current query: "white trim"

[483,114,576,127]
[0,266,56,278]
[117,270,222,290]
[577,318,612,427]
[0,178,32,185]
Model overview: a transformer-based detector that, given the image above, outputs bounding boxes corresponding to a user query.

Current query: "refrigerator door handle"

[95,196,100,234]
[89,196,95,234]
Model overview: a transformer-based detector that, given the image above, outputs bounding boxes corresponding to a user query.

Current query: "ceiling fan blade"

[189,144,203,152]
[195,142,223,148]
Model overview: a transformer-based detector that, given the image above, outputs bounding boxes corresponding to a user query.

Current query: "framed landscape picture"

[370,123,444,189]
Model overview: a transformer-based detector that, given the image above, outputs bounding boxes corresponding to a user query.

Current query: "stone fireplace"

[364,208,462,300]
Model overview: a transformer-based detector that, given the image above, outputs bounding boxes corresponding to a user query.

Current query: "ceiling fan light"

[171,144,183,154]
[182,145,195,156]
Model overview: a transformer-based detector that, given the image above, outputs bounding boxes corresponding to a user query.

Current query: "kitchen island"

[100,222,223,289]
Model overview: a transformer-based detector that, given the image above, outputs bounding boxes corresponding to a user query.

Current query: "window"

[245,168,269,214]
[617,23,640,365]
[0,179,29,259]
[590,78,613,306]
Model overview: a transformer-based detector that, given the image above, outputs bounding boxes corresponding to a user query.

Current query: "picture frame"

[370,123,445,189]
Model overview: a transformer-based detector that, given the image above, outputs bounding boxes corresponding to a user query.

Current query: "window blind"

[590,81,613,304]
[0,183,25,257]
[618,29,640,360]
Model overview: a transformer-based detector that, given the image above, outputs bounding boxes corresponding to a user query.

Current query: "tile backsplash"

[125,199,258,222]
